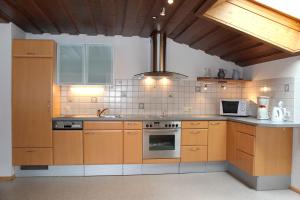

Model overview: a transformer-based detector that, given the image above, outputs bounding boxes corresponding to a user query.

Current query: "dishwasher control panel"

[53,120,83,130]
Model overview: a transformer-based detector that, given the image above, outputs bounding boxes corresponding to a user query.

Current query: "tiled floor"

[0,172,299,200]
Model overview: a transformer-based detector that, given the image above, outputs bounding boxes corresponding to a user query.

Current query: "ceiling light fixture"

[152,16,157,19]
[168,0,174,4]
[204,84,208,91]
[160,7,166,16]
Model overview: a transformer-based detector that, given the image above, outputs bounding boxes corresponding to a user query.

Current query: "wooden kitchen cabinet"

[12,40,58,149]
[13,39,55,57]
[84,121,123,130]
[123,130,142,164]
[124,121,143,130]
[182,121,209,129]
[208,121,227,161]
[84,130,123,164]
[227,122,237,165]
[13,148,53,165]
[181,129,208,146]
[53,131,83,165]
[12,39,58,165]
[181,146,208,163]
[227,122,292,176]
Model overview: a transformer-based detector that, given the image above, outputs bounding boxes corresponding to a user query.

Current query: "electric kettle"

[271,101,285,122]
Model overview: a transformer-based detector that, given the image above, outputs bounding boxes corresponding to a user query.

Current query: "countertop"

[52,115,300,128]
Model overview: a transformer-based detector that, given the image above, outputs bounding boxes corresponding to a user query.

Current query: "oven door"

[143,129,181,159]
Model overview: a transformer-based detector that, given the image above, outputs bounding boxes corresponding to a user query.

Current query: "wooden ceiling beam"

[191,27,238,51]
[58,0,80,34]
[59,0,97,35]
[85,0,99,34]
[237,52,291,66]
[222,44,278,61]
[164,0,204,36]
[0,0,42,33]
[174,18,216,44]
[194,0,217,15]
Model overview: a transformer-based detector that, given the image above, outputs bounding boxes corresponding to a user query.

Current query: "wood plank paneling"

[1,0,296,66]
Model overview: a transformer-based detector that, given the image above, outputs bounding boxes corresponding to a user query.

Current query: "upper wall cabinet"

[57,44,113,85]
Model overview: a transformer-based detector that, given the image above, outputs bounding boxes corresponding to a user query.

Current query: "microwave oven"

[220,99,249,116]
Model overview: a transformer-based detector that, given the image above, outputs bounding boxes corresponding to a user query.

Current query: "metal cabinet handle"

[26,150,35,153]
[210,122,220,125]
[190,147,200,151]
[127,122,139,125]
[126,131,138,135]
[26,52,35,55]
[190,131,201,134]
[191,122,201,125]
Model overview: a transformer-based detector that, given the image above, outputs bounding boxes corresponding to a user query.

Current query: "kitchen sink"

[99,115,122,119]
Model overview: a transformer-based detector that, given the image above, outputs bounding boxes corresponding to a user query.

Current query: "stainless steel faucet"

[96,108,109,117]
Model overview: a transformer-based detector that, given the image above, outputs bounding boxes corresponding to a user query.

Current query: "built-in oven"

[143,121,181,159]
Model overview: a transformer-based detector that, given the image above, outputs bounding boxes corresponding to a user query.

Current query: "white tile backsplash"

[60,77,295,120]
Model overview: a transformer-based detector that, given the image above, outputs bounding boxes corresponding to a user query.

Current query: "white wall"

[244,56,300,189]
[0,23,25,177]
[25,33,241,79]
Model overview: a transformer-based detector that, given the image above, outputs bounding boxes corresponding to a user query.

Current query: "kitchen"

[1,0,300,199]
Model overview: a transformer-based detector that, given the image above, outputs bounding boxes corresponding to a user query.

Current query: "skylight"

[254,0,300,20]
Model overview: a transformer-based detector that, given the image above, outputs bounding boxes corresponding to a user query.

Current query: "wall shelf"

[197,77,251,84]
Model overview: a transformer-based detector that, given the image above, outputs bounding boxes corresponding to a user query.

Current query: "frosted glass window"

[58,45,84,84]
[86,45,113,84]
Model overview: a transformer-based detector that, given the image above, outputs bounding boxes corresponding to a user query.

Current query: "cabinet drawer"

[124,130,142,164]
[182,129,208,146]
[13,40,55,57]
[181,146,208,163]
[237,123,256,136]
[237,132,255,155]
[124,121,142,130]
[84,121,123,130]
[53,131,83,165]
[236,150,254,176]
[84,130,123,164]
[182,121,209,129]
[13,148,53,165]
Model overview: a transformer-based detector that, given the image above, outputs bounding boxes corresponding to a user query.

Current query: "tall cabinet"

[12,39,59,165]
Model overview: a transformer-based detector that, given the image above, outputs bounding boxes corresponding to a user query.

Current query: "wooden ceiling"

[0,0,295,66]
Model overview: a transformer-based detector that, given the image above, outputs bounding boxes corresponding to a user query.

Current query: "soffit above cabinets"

[0,0,297,66]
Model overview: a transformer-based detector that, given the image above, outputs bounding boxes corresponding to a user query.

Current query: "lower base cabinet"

[13,148,53,165]
[123,130,142,164]
[84,130,123,164]
[181,146,208,163]
[53,131,83,165]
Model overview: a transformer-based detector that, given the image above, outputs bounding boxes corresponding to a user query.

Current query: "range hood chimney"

[134,31,188,79]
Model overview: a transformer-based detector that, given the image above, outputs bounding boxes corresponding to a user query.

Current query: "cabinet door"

[227,122,237,165]
[86,45,113,84]
[13,58,53,147]
[181,146,208,163]
[208,121,227,161]
[84,130,123,164]
[53,131,83,165]
[57,45,84,84]
[124,130,142,164]
[13,40,55,57]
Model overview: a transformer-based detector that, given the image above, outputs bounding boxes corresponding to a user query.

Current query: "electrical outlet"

[195,86,201,93]
[284,84,289,92]
[184,106,192,113]
[91,97,97,103]
[121,91,127,97]
[139,103,144,109]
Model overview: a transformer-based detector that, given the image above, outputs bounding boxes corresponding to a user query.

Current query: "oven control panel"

[143,121,181,129]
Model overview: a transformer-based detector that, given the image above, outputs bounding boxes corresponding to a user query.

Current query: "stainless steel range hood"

[134,31,188,79]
